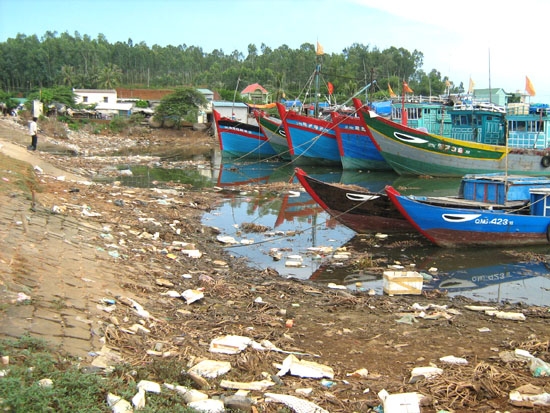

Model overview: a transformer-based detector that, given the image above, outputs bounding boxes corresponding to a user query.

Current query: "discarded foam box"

[383,271,423,295]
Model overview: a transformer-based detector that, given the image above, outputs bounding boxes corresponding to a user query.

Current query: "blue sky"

[2,0,549,101]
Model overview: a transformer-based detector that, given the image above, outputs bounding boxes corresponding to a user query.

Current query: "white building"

[73,89,117,105]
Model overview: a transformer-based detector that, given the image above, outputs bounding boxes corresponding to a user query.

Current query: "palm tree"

[97,63,123,89]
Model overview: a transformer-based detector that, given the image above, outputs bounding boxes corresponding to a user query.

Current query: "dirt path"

[0,117,549,412]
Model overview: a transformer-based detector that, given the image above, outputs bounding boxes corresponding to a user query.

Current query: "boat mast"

[314,55,321,118]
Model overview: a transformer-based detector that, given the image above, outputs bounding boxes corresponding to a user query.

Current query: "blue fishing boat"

[277,102,341,166]
[385,181,550,247]
[331,112,391,171]
[213,109,277,159]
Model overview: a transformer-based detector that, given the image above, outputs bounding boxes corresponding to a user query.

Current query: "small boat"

[277,102,341,166]
[294,167,412,233]
[254,110,291,160]
[297,166,550,237]
[331,112,391,171]
[213,109,277,159]
[356,100,550,177]
[385,182,550,248]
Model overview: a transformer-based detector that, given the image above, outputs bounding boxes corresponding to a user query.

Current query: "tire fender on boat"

[541,156,550,168]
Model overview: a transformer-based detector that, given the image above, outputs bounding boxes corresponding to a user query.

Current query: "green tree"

[153,87,207,127]
[97,63,122,88]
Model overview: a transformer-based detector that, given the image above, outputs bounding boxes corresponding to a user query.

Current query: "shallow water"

[202,161,550,307]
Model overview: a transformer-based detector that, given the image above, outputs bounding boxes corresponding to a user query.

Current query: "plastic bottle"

[530,357,550,377]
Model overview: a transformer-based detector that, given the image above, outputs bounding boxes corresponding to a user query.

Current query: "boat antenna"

[232,76,241,118]
[488,49,492,105]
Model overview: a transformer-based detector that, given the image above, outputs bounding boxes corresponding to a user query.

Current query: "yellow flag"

[316,41,324,55]
[445,80,451,87]
[525,76,536,96]
[468,77,475,94]
[388,83,397,98]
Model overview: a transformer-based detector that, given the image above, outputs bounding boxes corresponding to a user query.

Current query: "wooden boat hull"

[385,185,550,247]
[255,111,291,160]
[359,109,550,177]
[294,167,412,233]
[331,113,391,171]
[214,110,277,159]
[277,103,341,166]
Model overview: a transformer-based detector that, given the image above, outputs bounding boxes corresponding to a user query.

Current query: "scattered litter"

[187,399,225,413]
[181,249,202,258]
[465,305,497,311]
[396,314,418,325]
[264,392,329,413]
[181,289,204,305]
[347,368,369,378]
[509,384,550,407]
[439,355,468,365]
[106,393,133,413]
[188,359,231,379]
[210,335,252,354]
[409,366,443,383]
[383,270,423,295]
[38,378,53,388]
[216,235,238,244]
[276,354,334,379]
[327,282,347,290]
[132,388,146,409]
[16,292,31,302]
[137,380,161,393]
[219,379,275,391]
[478,327,491,333]
[378,389,421,413]
[485,310,526,321]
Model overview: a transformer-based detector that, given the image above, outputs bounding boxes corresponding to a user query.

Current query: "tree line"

[0,31,460,107]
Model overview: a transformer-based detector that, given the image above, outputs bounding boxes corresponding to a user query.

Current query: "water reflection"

[204,161,550,306]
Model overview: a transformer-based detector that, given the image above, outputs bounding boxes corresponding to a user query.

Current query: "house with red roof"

[240,83,269,104]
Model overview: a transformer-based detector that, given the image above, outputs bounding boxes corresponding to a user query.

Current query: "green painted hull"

[360,110,550,177]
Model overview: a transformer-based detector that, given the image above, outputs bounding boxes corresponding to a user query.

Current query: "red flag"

[525,76,536,97]
[327,82,334,95]
[403,81,413,94]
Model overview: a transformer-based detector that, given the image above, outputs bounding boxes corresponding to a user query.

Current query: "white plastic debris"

[510,384,550,407]
[137,380,161,393]
[181,289,204,305]
[276,354,334,379]
[219,379,275,391]
[209,335,252,354]
[132,388,146,409]
[378,389,421,413]
[465,305,497,311]
[439,355,468,365]
[327,283,347,290]
[485,310,526,321]
[160,290,181,298]
[346,368,369,378]
[188,359,231,379]
[181,249,202,258]
[264,392,329,413]
[17,292,31,302]
[106,393,133,413]
[216,235,238,244]
[187,399,225,413]
[38,378,53,388]
[409,366,443,381]
[285,260,303,267]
